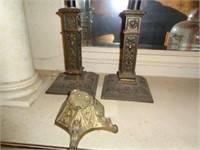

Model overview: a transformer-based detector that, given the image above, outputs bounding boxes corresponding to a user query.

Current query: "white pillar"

[0,0,42,104]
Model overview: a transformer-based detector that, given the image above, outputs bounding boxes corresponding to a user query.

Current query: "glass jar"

[167,8,199,51]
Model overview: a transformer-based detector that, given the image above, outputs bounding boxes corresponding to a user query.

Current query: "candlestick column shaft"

[59,8,84,75]
[118,10,145,84]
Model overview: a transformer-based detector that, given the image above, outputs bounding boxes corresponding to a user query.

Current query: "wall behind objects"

[24,0,65,70]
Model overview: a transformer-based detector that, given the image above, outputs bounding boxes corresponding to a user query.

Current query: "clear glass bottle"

[167,8,199,51]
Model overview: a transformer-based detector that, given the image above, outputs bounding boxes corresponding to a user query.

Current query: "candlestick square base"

[101,74,153,103]
[46,71,99,97]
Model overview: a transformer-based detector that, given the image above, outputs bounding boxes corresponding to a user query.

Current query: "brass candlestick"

[101,7,153,102]
[46,2,98,96]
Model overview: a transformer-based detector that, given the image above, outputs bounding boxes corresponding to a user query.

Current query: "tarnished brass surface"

[46,6,99,96]
[118,10,145,84]
[101,74,153,103]
[46,72,99,96]
[55,89,118,150]
[59,7,83,75]
[101,9,153,102]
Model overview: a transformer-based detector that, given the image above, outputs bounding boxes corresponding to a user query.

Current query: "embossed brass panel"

[118,10,145,84]
[55,89,118,150]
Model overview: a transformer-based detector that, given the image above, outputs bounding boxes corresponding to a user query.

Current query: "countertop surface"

[1,71,199,150]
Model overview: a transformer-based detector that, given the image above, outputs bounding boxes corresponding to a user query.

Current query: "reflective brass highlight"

[55,89,118,150]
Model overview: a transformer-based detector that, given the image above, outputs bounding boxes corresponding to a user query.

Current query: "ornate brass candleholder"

[101,9,153,103]
[46,5,98,96]
[55,89,118,150]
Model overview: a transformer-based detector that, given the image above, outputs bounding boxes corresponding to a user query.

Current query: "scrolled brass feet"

[55,89,118,149]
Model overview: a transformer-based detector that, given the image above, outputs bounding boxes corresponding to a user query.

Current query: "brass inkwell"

[55,89,118,150]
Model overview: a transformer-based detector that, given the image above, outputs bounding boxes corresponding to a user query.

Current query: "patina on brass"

[46,5,99,96]
[101,9,153,103]
[55,89,118,150]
